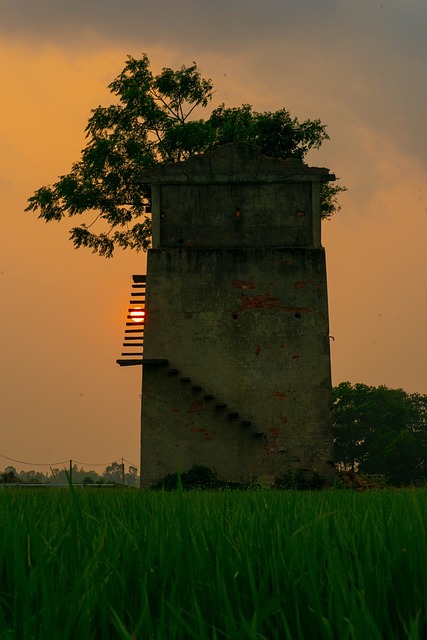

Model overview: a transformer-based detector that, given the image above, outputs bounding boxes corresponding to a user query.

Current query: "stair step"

[132,275,146,284]
[158,365,261,438]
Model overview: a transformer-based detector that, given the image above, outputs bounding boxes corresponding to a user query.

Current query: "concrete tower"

[137,143,335,486]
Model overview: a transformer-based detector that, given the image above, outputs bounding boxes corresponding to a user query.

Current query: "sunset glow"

[129,307,145,323]
[1,0,427,469]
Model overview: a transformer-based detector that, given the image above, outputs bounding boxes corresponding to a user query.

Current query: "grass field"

[0,487,426,639]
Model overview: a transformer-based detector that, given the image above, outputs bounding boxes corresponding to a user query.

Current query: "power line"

[73,459,119,468]
[0,454,69,467]
[123,458,140,469]
[0,454,140,471]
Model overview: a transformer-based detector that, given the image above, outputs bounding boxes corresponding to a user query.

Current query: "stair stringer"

[166,363,264,437]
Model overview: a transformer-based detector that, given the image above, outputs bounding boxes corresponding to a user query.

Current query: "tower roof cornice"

[137,143,335,185]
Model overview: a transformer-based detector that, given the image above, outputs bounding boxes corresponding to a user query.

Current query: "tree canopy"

[26,53,345,257]
[333,382,427,485]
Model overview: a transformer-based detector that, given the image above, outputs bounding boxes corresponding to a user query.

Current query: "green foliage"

[333,382,427,485]
[152,465,328,491]
[321,181,346,220]
[151,465,249,491]
[1,468,19,484]
[275,469,326,490]
[151,465,219,490]
[1,489,427,637]
[207,103,328,157]
[26,53,345,257]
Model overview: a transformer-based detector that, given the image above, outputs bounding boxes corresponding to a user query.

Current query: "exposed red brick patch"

[272,391,285,399]
[187,400,204,414]
[268,427,281,438]
[233,279,256,290]
[294,280,314,289]
[255,345,261,356]
[292,355,300,360]
[278,415,288,424]
[241,293,280,310]
[234,292,312,316]
[263,443,277,454]
[190,428,217,441]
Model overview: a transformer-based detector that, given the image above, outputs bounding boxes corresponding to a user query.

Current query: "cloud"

[7,0,422,172]
[2,0,426,213]
[2,1,427,469]
[0,0,335,48]
[1,0,425,54]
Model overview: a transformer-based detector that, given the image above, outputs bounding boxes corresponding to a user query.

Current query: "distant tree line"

[0,461,139,487]
[333,382,427,486]
[3,383,426,489]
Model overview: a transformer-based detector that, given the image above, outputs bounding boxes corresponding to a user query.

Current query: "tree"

[103,461,124,484]
[1,466,19,484]
[332,382,427,485]
[19,469,47,484]
[101,461,139,486]
[26,54,346,257]
[124,465,139,487]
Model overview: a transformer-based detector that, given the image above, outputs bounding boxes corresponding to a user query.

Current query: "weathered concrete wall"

[141,247,333,485]
[139,143,335,487]
[157,182,313,248]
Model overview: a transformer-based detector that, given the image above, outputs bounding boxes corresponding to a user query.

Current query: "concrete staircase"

[116,275,264,438]
[165,363,264,438]
[117,274,146,366]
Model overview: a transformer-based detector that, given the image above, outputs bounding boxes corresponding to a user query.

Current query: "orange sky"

[1,1,426,473]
